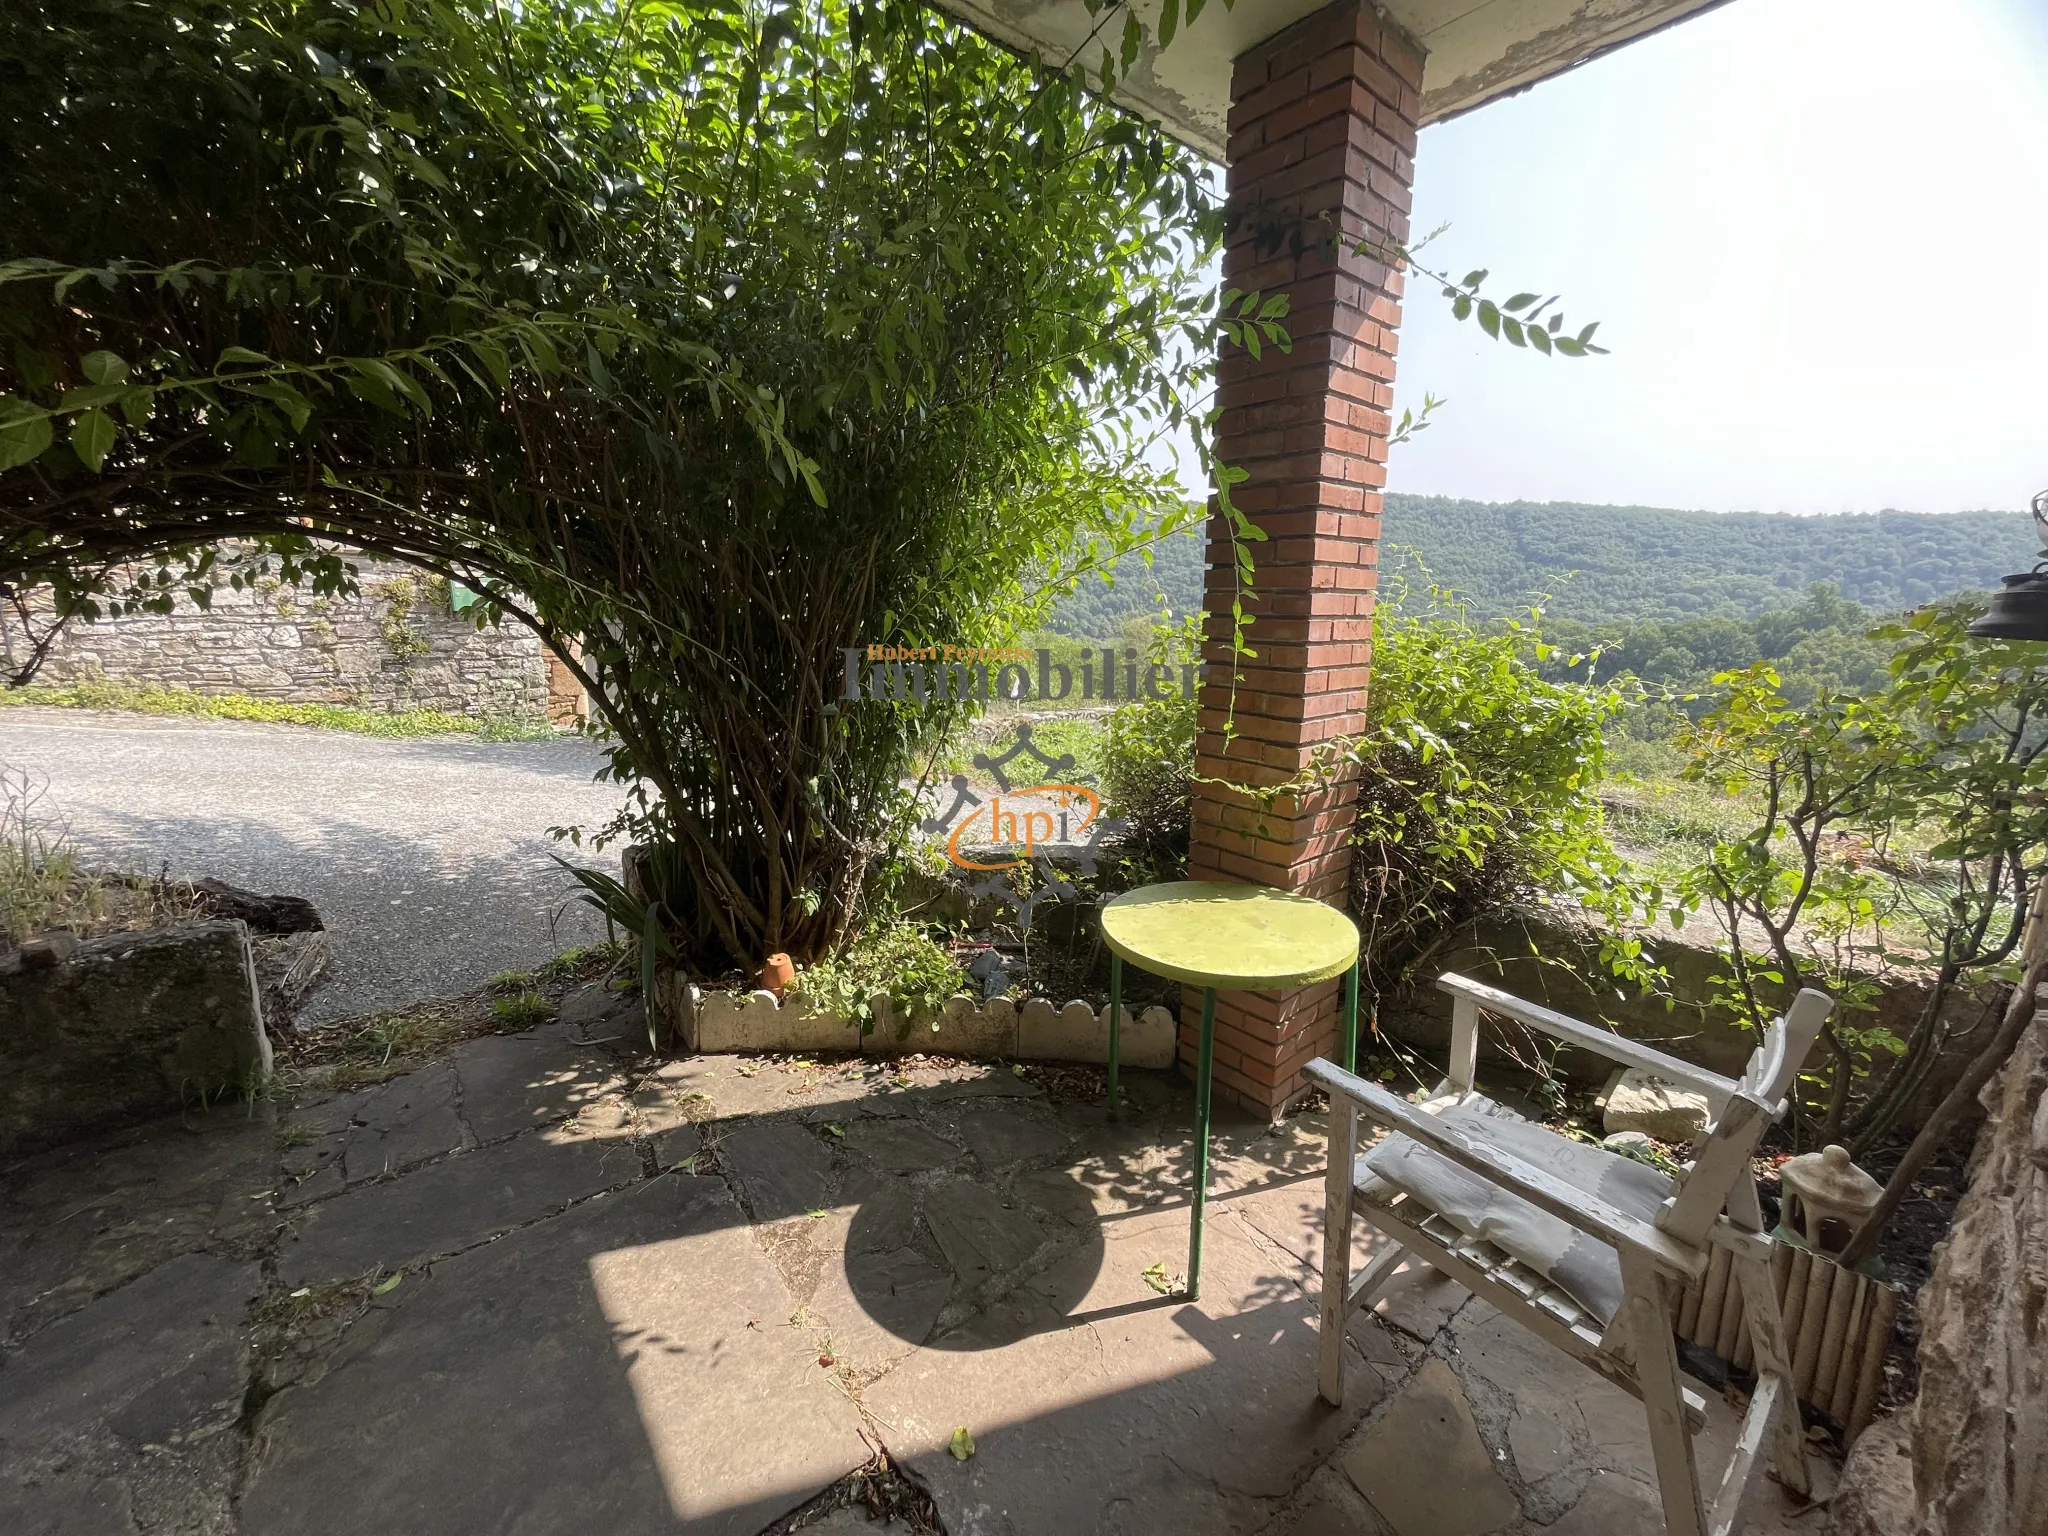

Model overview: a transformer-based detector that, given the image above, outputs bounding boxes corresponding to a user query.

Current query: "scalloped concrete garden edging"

[671,984,1176,1068]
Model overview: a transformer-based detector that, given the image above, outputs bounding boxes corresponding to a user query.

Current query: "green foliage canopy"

[0,0,1225,966]
[1677,598,2048,1149]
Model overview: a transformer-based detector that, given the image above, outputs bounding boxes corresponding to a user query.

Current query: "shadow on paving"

[0,999,1350,1535]
[3,997,1822,1535]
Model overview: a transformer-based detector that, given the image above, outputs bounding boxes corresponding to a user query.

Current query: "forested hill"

[1382,499,2035,623]
[1045,498,2034,636]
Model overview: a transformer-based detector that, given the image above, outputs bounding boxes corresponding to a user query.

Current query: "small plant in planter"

[789,922,965,1040]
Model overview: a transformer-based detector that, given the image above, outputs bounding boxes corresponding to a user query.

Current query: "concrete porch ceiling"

[929,0,1729,157]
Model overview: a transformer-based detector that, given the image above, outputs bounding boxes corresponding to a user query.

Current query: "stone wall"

[1829,984,2048,1536]
[0,920,272,1157]
[6,552,550,719]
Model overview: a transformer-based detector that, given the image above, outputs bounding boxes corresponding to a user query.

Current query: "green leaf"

[1527,324,1552,355]
[1503,316,1526,347]
[216,346,275,368]
[1158,0,1178,49]
[470,338,512,389]
[71,408,116,470]
[118,386,156,426]
[1477,300,1500,339]
[0,401,53,470]
[1460,269,1488,288]
[1503,293,1538,312]
[81,350,128,386]
[371,1272,404,1295]
[949,1426,976,1461]
[1121,9,1141,69]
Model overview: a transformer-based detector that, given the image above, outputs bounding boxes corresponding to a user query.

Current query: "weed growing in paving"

[491,991,555,1028]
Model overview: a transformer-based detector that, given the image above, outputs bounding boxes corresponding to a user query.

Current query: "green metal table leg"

[1106,953,1122,1120]
[1187,985,1217,1300]
[1342,958,1360,1075]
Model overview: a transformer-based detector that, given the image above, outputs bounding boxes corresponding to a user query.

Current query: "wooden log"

[193,876,323,933]
[1778,1246,1813,1364]
[1714,1272,1747,1363]
[1678,1266,1705,1341]
[1813,1261,1857,1416]
[1846,1283,1899,1444]
[1791,1254,1836,1401]
[1828,1274,1870,1422]
[1696,1245,1731,1349]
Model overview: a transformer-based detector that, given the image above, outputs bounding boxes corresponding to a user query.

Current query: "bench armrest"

[1436,972,1740,1110]
[1307,1057,1706,1285]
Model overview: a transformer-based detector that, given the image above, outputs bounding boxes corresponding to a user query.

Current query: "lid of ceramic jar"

[1780,1143,1882,1216]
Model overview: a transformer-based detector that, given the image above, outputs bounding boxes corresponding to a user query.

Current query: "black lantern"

[1968,490,2048,641]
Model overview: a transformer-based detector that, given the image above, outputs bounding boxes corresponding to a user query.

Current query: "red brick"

[1184,0,1417,1118]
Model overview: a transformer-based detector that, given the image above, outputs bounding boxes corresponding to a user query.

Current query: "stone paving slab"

[0,1104,275,1345]
[1342,1357,1519,1536]
[276,1129,641,1285]
[454,1030,625,1144]
[864,1202,1379,1534]
[3,1039,1847,1536]
[0,1251,260,1533]
[242,1174,870,1536]
[340,1062,467,1183]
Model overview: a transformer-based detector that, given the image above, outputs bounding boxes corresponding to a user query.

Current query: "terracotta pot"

[759,952,795,999]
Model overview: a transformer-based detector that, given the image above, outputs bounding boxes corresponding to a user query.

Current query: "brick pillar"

[1185,0,1421,1117]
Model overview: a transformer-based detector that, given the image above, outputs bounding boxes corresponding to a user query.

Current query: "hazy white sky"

[1175,0,2048,516]
[1383,0,2048,514]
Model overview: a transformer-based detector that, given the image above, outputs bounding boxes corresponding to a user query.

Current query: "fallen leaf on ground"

[372,1273,403,1295]
[1140,1262,1175,1295]
[949,1426,976,1461]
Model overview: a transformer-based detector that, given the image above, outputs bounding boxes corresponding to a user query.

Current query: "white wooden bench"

[1306,972,1833,1536]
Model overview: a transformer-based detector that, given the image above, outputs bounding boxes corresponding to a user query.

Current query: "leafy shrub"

[1345,582,1633,998]
[0,0,1221,975]
[1675,597,2048,1150]
[791,922,964,1037]
[1097,615,1201,879]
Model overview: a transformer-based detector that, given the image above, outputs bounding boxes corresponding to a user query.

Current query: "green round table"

[1100,881,1361,1300]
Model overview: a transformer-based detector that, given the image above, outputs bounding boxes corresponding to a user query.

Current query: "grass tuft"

[490,991,555,1028]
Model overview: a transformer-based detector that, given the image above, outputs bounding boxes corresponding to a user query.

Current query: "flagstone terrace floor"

[0,988,1838,1535]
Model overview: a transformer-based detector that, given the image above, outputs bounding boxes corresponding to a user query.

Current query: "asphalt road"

[0,709,626,1024]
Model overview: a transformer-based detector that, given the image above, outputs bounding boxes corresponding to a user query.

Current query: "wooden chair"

[1307,972,1834,1536]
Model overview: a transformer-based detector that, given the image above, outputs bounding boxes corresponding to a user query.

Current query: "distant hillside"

[1046,498,2034,635]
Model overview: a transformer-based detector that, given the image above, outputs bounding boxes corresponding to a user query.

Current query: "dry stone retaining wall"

[1829,984,2048,1536]
[0,919,272,1157]
[7,552,549,718]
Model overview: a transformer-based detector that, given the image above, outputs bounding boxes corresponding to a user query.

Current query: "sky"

[1183,0,2048,516]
